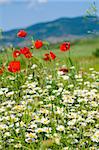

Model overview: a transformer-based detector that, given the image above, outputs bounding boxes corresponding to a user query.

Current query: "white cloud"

[38,0,48,3]
[0,0,48,6]
[0,0,11,5]
[27,0,48,9]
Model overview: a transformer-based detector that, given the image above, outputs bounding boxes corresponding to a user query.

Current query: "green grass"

[33,38,99,70]
[28,37,98,71]
[0,37,99,71]
[0,37,99,150]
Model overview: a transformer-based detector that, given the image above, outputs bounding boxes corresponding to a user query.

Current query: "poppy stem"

[68,49,73,67]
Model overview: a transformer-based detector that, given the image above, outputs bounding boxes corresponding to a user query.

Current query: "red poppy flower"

[13,50,21,58]
[17,30,27,38]
[60,42,70,52]
[8,61,20,73]
[34,40,43,49]
[59,68,69,74]
[50,51,56,60]
[24,52,32,58]
[20,47,30,55]
[43,51,56,61]
[43,53,50,61]
[20,47,32,58]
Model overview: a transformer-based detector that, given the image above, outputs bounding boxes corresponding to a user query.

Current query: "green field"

[0,37,99,71]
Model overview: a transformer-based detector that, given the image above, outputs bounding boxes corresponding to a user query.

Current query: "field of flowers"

[0,30,99,150]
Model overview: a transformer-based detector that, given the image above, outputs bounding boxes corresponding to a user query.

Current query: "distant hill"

[0,16,99,48]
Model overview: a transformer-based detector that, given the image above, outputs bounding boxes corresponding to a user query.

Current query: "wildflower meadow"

[0,30,99,150]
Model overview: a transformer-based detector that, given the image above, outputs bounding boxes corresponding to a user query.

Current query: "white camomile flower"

[56,125,65,132]
[4,132,11,137]
[0,124,8,130]
[15,128,20,134]
[70,66,75,70]
[46,85,52,89]
[14,143,22,149]
[49,95,55,101]
[43,127,52,133]
[91,130,99,143]
[25,138,36,143]
[26,132,37,139]
[31,64,37,69]
[90,101,98,107]
[67,119,76,126]
[6,91,14,97]
[54,137,61,145]
[35,128,44,133]
[28,76,33,80]
[0,90,3,95]
[68,84,74,88]
[40,117,50,125]
[30,123,37,129]
[63,147,69,150]
[89,68,94,71]
[62,75,69,80]
[13,105,25,111]
[1,88,8,93]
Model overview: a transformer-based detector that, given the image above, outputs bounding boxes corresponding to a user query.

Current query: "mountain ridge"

[0,16,99,47]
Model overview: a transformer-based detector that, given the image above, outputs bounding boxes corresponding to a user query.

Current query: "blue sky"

[0,0,99,31]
